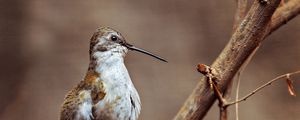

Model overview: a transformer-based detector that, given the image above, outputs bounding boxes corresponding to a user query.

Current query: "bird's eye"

[110,35,118,41]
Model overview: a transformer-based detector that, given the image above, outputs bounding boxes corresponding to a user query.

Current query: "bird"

[60,27,167,120]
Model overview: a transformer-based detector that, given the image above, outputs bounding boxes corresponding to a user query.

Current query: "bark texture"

[174,0,287,119]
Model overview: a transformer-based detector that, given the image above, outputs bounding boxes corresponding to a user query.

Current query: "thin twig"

[219,106,228,120]
[234,44,259,120]
[212,81,227,104]
[197,64,228,120]
[226,71,300,106]
[235,72,241,120]
[212,79,228,120]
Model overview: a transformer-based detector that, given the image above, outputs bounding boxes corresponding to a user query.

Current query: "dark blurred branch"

[173,0,295,119]
[233,0,248,31]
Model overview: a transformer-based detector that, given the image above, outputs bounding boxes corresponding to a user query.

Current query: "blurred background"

[0,0,299,120]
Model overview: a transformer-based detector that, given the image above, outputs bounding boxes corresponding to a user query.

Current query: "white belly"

[92,52,141,120]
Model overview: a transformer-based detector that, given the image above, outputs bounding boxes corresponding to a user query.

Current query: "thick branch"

[174,0,282,119]
[227,0,248,100]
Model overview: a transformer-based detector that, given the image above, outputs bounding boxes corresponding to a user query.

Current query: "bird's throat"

[89,51,125,74]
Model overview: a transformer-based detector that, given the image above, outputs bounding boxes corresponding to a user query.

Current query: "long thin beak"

[124,43,167,62]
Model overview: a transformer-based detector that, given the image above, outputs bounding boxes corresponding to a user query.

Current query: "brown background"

[0,0,299,120]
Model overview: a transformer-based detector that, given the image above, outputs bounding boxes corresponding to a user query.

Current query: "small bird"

[60,27,167,120]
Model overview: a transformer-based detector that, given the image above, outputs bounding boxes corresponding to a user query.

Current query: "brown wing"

[60,81,94,120]
[60,76,106,120]
[60,83,82,120]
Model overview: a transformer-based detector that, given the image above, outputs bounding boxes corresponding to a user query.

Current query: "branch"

[269,0,300,36]
[199,64,300,118]
[225,71,300,106]
[206,70,299,120]
[212,82,228,120]
[174,0,283,119]
[227,0,248,100]
[226,1,248,119]
[233,0,248,31]
[235,72,241,120]
[197,64,228,120]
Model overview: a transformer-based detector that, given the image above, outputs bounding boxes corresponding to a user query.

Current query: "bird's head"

[89,27,167,62]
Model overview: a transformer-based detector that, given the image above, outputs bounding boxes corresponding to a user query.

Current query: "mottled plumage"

[60,27,166,120]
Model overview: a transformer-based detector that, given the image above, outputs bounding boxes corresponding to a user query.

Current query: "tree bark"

[269,0,300,36]
[174,0,286,119]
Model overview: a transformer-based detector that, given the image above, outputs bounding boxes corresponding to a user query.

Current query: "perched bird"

[60,27,167,120]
